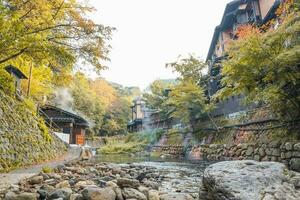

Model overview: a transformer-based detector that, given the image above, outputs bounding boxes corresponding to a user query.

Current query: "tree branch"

[0,47,27,64]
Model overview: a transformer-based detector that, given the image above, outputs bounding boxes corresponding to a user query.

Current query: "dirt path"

[0,146,81,191]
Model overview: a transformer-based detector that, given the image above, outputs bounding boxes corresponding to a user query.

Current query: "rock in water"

[80,147,93,160]
[199,160,300,200]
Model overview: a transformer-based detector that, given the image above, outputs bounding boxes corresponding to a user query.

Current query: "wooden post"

[27,62,33,97]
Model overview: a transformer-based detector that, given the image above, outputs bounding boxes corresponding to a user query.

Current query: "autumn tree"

[216,1,300,119]
[0,0,113,71]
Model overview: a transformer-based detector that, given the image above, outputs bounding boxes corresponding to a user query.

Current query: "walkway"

[0,146,81,191]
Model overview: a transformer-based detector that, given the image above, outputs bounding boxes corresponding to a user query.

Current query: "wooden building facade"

[41,105,89,145]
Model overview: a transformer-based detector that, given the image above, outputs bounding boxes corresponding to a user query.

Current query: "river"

[93,154,216,198]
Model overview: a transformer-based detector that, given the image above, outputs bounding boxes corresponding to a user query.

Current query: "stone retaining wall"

[151,145,185,156]
[0,90,67,172]
[189,141,300,172]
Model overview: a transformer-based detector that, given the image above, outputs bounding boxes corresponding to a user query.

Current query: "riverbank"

[0,146,81,193]
[2,155,300,200]
[1,153,213,200]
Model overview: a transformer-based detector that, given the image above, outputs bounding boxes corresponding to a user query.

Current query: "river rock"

[148,190,159,200]
[117,178,140,189]
[70,193,83,200]
[199,160,300,200]
[49,188,72,200]
[74,180,95,189]
[16,192,38,200]
[122,187,147,200]
[79,147,93,160]
[81,186,116,200]
[29,175,43,185]
[143,180,159,190]
[160,193,194,200]
[290,158,300,172]
[4,192,38,200]
[56,180,70,188]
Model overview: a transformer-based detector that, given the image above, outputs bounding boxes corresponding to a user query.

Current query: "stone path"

[0,146,81,191]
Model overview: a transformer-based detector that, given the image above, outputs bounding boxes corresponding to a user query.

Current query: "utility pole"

[27,62,33,97]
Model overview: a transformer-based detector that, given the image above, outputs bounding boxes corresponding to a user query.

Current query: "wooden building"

[127,98,145,132]
[41,105,89,145]
[206,0,282,117]
[5,65,28,97]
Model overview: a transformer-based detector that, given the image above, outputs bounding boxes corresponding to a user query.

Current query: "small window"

[63,127,71,134]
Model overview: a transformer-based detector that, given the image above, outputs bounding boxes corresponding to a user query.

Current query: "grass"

[42,165,53,173]
[165,128,184,145]
[98,129,165,154]
[98,135,147,154]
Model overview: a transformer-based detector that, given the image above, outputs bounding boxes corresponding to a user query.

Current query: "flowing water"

[93,154,216,198]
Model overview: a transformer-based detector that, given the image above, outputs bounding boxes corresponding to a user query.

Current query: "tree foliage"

[0,0,114,72]
[167,80,209,125]
[166,55,206,83]
[70,73,135,136]
[144,56,211,128]
[216,3,300,118]
[143,80,174,119]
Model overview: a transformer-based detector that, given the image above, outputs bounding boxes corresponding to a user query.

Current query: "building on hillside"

[5,65,28,98]
[127,97,147,132]
[127,95,180,132]
[206,0,282,117]
[40,105,89,145]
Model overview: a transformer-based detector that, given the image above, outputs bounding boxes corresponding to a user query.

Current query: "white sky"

[89,0,232,89]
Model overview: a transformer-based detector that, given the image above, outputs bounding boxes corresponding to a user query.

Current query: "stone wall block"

[271,148,281,157]
[245,146,254,156]
[294,143,300,151]
[269,141,281,148]
[292,151,300,158]
[285,143,293,151]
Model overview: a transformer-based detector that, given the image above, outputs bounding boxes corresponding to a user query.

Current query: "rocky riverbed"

[2,153,300,200]
[1,156,212,200]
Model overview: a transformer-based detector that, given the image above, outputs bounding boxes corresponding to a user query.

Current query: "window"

[237,12,248,24]
[63,127,71,134]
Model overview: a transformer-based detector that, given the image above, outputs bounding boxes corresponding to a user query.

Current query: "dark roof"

[206,0,244,62]
[206,0,282,62]
[50,117,75,123]
[5,65,28,79]
[262,0,282,24]
[41,105,89,127]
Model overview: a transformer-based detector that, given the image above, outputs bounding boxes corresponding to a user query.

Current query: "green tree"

[166,54,206,83]
[216,5,300,119]
[143,80,174,119]
[165,55,211,129]
[167,80,210,126]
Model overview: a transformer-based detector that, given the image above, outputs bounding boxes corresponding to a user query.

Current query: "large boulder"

[199,160,300,200]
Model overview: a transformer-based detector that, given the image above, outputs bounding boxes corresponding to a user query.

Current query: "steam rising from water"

[54,88,74,112]
[54,87,95,128]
